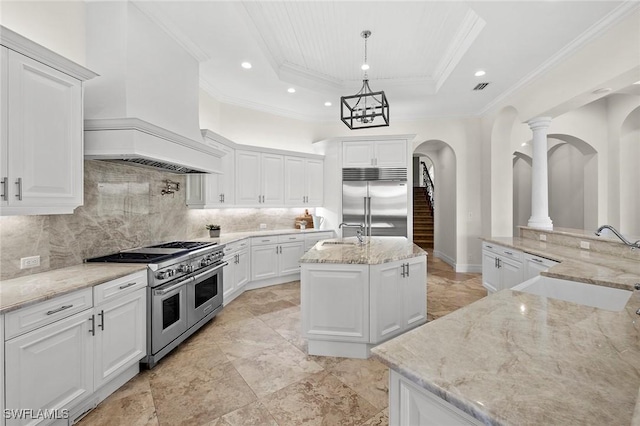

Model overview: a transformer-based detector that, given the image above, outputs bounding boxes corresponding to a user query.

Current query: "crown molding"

[132,1,210,62]
[478,0,640,116]
[0,25,98,81]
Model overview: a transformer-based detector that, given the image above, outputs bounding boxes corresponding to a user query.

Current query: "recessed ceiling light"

[521,142,527,147]
[474,70,486,77]
[361,64,370,71]
[592,87,612,94]
[633,80,640,85]
[241,62,252,69]
[324,101,332,107]
[287,87,296,93]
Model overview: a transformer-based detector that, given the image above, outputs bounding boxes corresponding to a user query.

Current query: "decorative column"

[527,117,553,230]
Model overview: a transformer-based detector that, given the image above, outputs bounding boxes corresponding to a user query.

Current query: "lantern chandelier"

[340,30,389,130]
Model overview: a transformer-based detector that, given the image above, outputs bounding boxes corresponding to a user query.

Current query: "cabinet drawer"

[251,236,279,246]
[224,239,249,254]
[498,247,522,261]
[278,233,304,243]
[524,253,558,268]
[94,270,147,305]
[5,287,93,340]
[482,241,500,253]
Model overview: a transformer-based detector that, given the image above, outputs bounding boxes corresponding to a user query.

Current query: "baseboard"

[433,250,455,268]
[454,264,482,273]
[245,273,300,291]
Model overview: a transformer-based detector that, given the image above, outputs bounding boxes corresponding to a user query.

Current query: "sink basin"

[512,276,632,311]
[322,241,356,246]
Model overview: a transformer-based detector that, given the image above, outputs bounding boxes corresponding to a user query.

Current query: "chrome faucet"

[339,222,365,245]
[594,225,640,250]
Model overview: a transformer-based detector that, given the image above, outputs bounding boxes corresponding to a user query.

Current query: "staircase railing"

[421,161,435,213]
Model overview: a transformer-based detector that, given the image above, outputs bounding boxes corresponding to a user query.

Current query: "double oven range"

[87,241,226,368]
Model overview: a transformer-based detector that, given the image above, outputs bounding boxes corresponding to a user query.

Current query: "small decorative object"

[295,209,314,229]
[161,179,180,196]
[299,220,307,230]
[205,224,221,237]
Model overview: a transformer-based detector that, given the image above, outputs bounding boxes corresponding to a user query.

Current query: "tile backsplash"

[0,160,310,281]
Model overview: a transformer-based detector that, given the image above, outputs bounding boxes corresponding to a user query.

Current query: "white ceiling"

[133,1,634,122]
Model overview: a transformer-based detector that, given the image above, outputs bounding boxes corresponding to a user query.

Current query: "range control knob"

[200,256,212,267]
[178,264,193,273]
[156,269,175,280]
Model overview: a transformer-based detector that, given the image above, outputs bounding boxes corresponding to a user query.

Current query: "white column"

[527,117,553,230]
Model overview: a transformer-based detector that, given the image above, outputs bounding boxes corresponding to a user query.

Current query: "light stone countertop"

[299,236,426,265]
[0,263,147,314]
[482,236,640,291]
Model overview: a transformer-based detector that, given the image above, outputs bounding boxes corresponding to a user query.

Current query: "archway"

[413,140,456,266]
[620,106,640,236]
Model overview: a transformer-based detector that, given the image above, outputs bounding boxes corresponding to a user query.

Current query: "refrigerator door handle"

[367,197,372,237]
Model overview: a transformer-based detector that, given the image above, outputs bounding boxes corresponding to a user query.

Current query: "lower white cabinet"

[222,239,250,305]
[389,370,483,426]
[523,253,559,281]
[0,315,3,426]
[482,242,524,293]
[251,235,305,282]
[370,257,427,343]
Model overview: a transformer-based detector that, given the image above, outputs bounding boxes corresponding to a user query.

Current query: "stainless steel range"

[87,241,226,368]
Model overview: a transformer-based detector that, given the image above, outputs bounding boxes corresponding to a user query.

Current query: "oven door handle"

[155,280,188,296]
[191,262,228,282]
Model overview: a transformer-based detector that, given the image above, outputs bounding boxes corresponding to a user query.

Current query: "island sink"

[512,275,632,311]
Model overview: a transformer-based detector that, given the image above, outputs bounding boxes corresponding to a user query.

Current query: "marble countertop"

[191,228,334,246]
[299,236,426,265]
[0,263,147,314]
[482,236,640,291]
[372,288,640,425]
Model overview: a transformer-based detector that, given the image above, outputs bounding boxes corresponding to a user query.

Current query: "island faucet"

[594,225,640,250]
[339,222,365,244]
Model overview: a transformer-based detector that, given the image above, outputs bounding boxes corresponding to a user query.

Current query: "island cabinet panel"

[482,242,524,293]
[302,264,370,342]
[404,257,428,328]
[390,370,483,426]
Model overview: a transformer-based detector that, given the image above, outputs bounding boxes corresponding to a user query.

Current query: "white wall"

[620,106,640,237]
[548,142,585,229]
[0,0,86,65]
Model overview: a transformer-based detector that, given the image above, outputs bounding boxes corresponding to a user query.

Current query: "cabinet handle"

[289,237,296,240]
[46,304,73,315]
[119,281,137,290]
[494,258,498,268]
[222,193,225,203]
[405,263,410,277]
[497,258,501,268]
[532,258,544,263]
[15,177,22,200]
[235,254,239,264]
[258,195,261,203]
[505,251,513,256]
[487,245,493,249]
[1,177,7,201]
[89,315,95,336]
[98,310,104,330]
[220,194,223,203]
[401,264,406,277]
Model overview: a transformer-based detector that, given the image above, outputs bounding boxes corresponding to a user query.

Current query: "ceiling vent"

[473,82,490,91]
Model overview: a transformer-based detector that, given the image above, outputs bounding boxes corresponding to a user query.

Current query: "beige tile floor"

[78,256,485,426]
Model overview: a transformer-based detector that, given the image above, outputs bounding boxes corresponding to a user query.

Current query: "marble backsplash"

[0,160,310,281]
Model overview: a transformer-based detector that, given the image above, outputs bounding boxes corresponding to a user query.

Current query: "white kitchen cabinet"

[389,370,483,426]
[278,240,305,276]
[5,309,94,426]
[523,253,559,281]
[251,243,279,281]
[482,242,524,294]
[342,140,407,168]
[370,257,427,343]
[222,239,251,304]
[93,284,146,390]
[284,156,324,206]
[235,150,284,206]
[250,236,304,281]
[0,29,96,216]
[186,144,234,208]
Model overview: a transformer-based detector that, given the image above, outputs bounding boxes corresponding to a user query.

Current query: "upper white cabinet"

[284,156,324,206]
[235,150,284,206]
[0,27,97,216]
[343,140,407,168]
[186,133,235,208]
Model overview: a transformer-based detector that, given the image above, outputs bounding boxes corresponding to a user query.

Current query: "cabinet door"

[222,255,236,303]
[278,241,304,276]
[524,255,558,281]
[305,158,324,206]
[186,175,207,207]
[404,257,427,328]
[235,150,261,205]
[500,257,524,290]
[482,250,500,293]
[235,249,251,289]
[370,261,404,343]
[1,47,7,209]
[94,288,146,389]
[343,141,374,167]
[6,51,82,209]
[284,156,306,205]
[5,310,94,425]
[220,145,235,205]
[261,153,284,205]
[251,244,279,280]
[374,140,407,167]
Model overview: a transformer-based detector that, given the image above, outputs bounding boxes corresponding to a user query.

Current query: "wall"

[0,161,309,281]
[0,0,86,65]
[548,142,585,229]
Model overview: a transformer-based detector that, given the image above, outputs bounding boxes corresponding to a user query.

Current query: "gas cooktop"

[86,241,218,264]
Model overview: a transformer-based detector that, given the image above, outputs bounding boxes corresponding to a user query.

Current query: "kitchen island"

[300,237,427,358]
[371,232,640,426]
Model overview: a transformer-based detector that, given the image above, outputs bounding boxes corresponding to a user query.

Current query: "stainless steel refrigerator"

[342,168,408,238]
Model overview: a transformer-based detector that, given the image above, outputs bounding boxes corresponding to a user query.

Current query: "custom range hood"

[83,2,223,174]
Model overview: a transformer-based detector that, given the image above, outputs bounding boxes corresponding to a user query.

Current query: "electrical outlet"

[539,234,547,241]
[20,255,40,269]
[580,241,590,250]
[259,223,267,229]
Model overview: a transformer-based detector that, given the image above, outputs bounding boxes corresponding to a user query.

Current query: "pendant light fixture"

[341,30,389,130]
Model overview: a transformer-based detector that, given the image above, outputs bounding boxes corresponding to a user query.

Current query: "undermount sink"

[322,241,356,246]
[512,276,632,311]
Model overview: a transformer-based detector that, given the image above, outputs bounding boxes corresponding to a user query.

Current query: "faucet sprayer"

[594,225,640,250]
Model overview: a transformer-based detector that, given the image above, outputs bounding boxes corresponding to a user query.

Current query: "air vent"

[342,168,407,182]
[473,82,490,91]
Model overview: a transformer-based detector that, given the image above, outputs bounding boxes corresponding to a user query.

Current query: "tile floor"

[78,256,486,426]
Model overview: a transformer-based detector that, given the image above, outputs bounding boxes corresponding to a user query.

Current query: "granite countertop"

[482,236,640,291]
[372,289,640,425]
[192,228,334,246]
[299,236,426,265]
[0,263,147,314]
